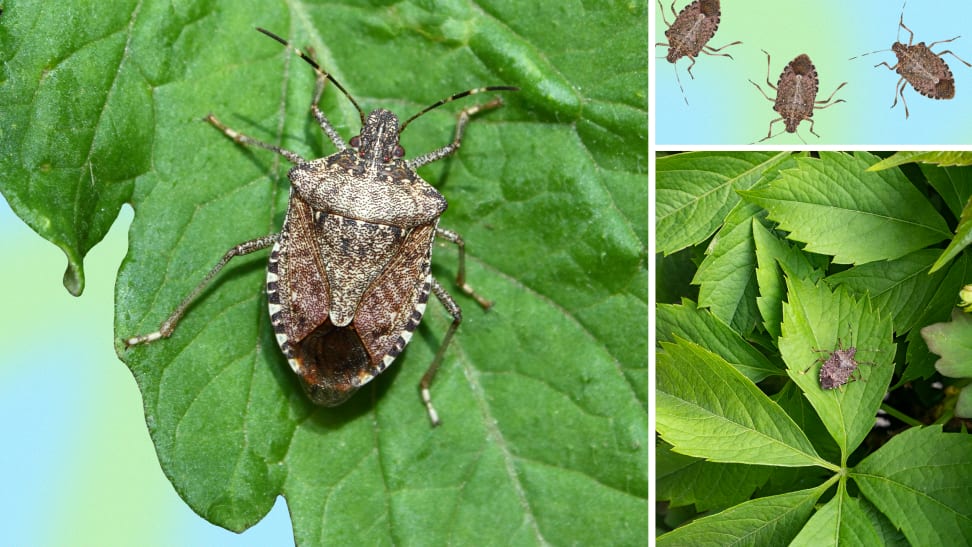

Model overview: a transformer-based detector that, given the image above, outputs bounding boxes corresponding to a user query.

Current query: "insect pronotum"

[125,28,518,426]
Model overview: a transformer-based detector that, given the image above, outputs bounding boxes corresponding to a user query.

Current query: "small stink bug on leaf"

[749,50,847,143]
[802,329,879,390]
[125,28,518,426]
[851,2,971,119]
[655,0,741,104]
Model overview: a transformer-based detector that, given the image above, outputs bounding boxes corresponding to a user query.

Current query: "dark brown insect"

[749,51,847,143]
[656,0,741,103]
[802,335,878,390]
[125,28,517,426]
[852,9,971,118]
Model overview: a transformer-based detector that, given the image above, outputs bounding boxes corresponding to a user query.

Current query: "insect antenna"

[255,27,367,126]
[849,48,892,61]
[399,86,519,133]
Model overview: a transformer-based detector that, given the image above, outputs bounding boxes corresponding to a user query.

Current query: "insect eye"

[393,145,405,158]
[349,136,360,148]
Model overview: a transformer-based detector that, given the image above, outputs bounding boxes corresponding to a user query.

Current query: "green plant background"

[0,1,648,544]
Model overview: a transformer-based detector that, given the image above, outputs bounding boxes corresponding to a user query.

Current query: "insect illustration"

[125,28,517,426]
[749,50,847,143]
[656,0,741,103]
[851,4,971,119]
[802,333,878,390]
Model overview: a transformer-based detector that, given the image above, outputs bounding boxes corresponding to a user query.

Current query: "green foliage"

[1,1,648,544]
[656,151,972,545]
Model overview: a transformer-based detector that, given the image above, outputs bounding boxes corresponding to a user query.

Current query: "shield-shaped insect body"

[656,0,741,103]
[802,334,879,390]
[125,29,517,426]
[749,51,847,143]
[851,5,972,119]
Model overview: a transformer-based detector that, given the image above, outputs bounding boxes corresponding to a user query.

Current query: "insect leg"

[806,118,820,139]
[748,80,775,102]
[815,81,848,106]
[757,117,783,143]
[407,96,506,169]
[898,14,915,47]
[435,227,492,309]
[892,77,910,118]
[125,234,280,347]
[204,114,306,164]
[936,49,972,68]
[659,0,675,26]
[419,279,464,426]
[702,40,742,58]
[761,50,778,91]
[685,55,698,79]
[307,54,349,151]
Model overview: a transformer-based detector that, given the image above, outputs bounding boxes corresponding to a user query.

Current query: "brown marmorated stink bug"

[802,331,879,390]
[655,0,741,104]
[749,50,847,143]
[851,3,971,119]
[125,28,517,426]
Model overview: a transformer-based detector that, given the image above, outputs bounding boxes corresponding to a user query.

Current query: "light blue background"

[0,198,294,545]
[654,0,972,144]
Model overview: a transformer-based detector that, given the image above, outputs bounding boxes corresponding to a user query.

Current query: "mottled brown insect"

[853,9,971,119]
[125,28,517,426]
[749,51,847,143]
[802,332,879,390]
[656,0,741,103]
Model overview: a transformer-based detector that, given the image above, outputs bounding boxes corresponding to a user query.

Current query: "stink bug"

[656,0,741,104]
[851,3,971,119]
[125,28,517,426]
[802,331,879,390]
[749,50,847,143]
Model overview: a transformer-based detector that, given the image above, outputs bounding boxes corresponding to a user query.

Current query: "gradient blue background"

[0,199,294,545]
[655,0,972,144]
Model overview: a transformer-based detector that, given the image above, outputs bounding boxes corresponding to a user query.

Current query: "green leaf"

[0,3,145,295]
[923,309,972,418]
[656,152,789,255]
[657,338,826,468]
[778,277,895,459]
[900,254,972,383]
[825,249,946,334]
[690,153,803,332]
[656,485,828,546]
[740,152,951,264]
[657,440,771,512]
[919,163,972,219]
[656,300,780,382]
[922,309,972,378]
[753,219,825,339]
[789,487,882,546]
[852,426,972,545]
[692,199,763,331]
[930,195,972,272]
[4,2,649,543]
[867,151,972,171]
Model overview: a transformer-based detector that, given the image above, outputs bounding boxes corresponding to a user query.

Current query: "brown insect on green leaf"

[124,28,518,426]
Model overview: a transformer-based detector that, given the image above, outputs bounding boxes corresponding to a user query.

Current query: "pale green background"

[655,0,972,144]
[0,199,294,545]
